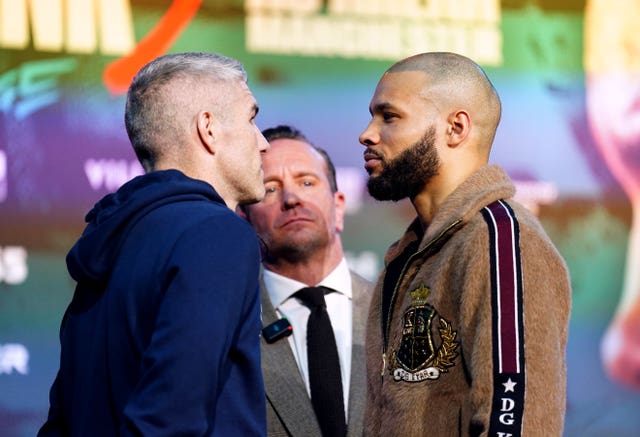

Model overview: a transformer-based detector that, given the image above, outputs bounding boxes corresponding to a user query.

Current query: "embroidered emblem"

[391,284,459,382]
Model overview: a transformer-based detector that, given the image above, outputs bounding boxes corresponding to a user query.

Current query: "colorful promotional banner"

[1,1,638,435]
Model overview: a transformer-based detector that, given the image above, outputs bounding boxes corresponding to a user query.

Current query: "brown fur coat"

[364,164,571,437]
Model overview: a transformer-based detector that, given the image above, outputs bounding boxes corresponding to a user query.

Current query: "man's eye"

[265,186,277,194]
[302,180,313,187]
[383,112,397,122]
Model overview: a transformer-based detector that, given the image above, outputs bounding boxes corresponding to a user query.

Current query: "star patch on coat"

[390,284,459,382]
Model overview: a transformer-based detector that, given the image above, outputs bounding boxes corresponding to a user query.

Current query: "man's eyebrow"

[370,102,395,115]
[264,171,321,183]
[263,175,279,183]
[294,170,321,179]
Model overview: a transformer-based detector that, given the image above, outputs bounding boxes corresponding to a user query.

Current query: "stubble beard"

[366,126,440,201]
[262,228,330,265]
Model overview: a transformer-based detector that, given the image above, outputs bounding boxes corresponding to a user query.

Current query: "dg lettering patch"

[390,284,459,382]
[482,200,526,437]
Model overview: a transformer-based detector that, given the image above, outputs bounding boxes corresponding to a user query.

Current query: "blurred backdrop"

[1,1,639,435]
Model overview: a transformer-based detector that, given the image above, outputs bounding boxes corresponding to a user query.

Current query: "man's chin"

[238,187,266,206]
[267,238,325,261]
[367,179,404,202]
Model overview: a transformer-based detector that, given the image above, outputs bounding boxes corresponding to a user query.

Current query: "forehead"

[370,70,430,111]
[263,138,326,173]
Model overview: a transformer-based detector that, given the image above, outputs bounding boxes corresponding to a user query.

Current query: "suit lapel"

[260,281,322,436]
[347,272,372,437]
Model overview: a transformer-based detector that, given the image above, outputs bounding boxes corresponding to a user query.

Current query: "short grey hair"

[124,52,247,172]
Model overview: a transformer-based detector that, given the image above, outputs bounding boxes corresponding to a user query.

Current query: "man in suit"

[241,125,373,437]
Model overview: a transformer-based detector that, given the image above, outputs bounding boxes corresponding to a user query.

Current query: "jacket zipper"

[381,219,461,376]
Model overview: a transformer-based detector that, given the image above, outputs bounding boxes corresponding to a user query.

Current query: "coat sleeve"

[460,204,571,436]
[37,370,65,436]
[119,215,266,436]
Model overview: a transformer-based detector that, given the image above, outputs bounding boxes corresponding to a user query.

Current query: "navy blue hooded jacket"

[39,169,266,436]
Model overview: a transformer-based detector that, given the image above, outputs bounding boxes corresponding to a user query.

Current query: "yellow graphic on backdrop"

[0,0,134,54]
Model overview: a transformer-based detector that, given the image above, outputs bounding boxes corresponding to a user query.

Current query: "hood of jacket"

[66,169,224,285]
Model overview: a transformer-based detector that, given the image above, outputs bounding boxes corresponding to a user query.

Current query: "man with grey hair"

[360,52,571,436]
[39,52,269,436]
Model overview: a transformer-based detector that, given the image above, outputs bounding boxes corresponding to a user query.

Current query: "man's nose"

[281,188,301,209]
[359,122,379,146]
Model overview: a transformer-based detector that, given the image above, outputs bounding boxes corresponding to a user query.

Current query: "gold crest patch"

[391,284,459,382]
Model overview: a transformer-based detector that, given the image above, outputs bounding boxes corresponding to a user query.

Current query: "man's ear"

[333,191,346,233]
[447,109,470,147]
[197,110,216,155]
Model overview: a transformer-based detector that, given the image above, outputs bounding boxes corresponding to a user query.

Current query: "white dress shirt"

[263,258,353,420]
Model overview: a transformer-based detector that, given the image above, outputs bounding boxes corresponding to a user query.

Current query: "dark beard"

[367,126,440,201]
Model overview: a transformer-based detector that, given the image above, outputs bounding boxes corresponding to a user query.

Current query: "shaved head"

[387,52,501,155]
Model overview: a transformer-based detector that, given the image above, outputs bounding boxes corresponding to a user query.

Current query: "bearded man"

[359,52,571,437]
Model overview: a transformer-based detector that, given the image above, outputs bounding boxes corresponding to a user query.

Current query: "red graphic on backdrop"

[102,0,202,95]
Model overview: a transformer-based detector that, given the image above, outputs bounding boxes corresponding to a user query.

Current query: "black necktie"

[294,286,347,437]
